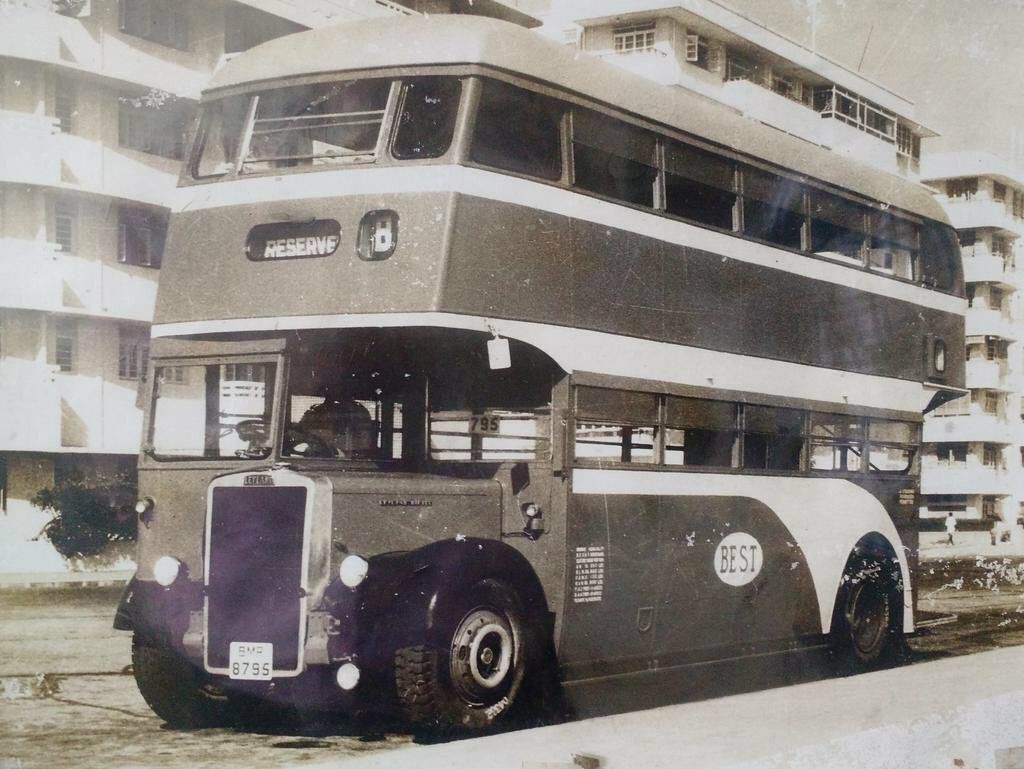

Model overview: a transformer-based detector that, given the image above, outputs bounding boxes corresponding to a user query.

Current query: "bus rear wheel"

[132,636,228,729]
[831,555,901,669]
[394,581,533,732]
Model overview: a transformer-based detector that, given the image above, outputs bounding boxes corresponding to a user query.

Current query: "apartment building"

[920,154,1024,532]
[0,0,416,572]
[537,0,933,180]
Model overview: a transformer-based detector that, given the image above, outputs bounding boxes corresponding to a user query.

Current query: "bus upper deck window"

[572,108,658,208]
[470,78,564,181]
[241,78,391,174]
[193,95,249,178]
[664,141,737,230]
[920,221,963,294]
[810,190,869,266]
[741,167,805,250]
[868,210,918,280]
[392,77,461,160]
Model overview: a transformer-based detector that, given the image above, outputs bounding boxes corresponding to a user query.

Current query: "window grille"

[53,199,75,252]
[55,318,75,372]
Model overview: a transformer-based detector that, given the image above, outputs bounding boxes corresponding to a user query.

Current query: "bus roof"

[208,16,947,223]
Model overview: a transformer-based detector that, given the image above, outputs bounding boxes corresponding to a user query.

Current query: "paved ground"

[2,559,1024,769]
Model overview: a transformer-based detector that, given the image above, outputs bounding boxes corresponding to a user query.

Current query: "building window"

[1013,190,1024,219]
[936,443,967,465]
[990,286,1004,312]
[983,443,1001,468]
[896,122,920,162]
[982,496,998,519]
[947,177,978,200]
[118,206,167,267]
[118,326,149,380]
[684,32,710,70]
[55,318,76,372]
[986,337,1006,361]
[118,91,189,160]
[53,199,76,253]
[613,22,655,54]
[770,72,800,101]
[54,76,77,134]
[725,50,755,81]
[993,181,1007,201]
[984,392,1000,414]
[813,85,896,142]
[120,0,189,50]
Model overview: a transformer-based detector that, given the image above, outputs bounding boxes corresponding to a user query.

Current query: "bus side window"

[742,404,804,471]
[664,396,737,468]
[391,77,462,160]
[571,108,658,208]
[809,190,869,266]
[868,210,919,280]
[808,413,863,472]
[663,140,737,231]
[920,221,963,294]
[867,419,919,474]
[740,167,805,250]
[470,78,564,181]
[574,387,658,464]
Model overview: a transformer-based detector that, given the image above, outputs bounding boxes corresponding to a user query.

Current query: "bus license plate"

[228,642,273,680]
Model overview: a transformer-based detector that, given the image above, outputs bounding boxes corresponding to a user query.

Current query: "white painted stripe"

[152,312,937,415]
[572,468,914,633]
[171,166,965,315]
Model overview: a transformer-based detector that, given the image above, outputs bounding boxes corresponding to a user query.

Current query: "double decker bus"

[114,15,966,732]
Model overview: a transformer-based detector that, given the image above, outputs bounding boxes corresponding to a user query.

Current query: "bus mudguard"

[348,537,550,655]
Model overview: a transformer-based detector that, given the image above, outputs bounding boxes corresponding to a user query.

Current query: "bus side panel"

[559,491,819,678]
[441,195,965,387]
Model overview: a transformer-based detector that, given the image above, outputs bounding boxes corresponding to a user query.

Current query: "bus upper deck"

[156,16,964,414]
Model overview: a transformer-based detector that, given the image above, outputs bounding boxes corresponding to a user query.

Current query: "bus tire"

[132,636,228,729]
[831,554,901,670]
[394,581,534,732]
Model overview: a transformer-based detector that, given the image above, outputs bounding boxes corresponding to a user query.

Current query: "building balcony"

[0,359,61,452]
[0,5,208,98]
[962,253,1020,289]
[719,78,822,147]
[0,110,179,205]
[965,358,1013,391]
[0,110,61,186]
[817,116,900,176]
[923,412,1017,444]
[965,306,1017,341]
[920,461,1013,496]
[593,49,683,86]
[0,239,158,322]
[940,198,1023,237]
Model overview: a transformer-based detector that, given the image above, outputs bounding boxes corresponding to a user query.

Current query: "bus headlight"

[153,556,182,587]
[336,662,360,691]
[339,554,369,588]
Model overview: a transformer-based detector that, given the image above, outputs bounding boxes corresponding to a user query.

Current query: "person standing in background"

[945,511,957,546]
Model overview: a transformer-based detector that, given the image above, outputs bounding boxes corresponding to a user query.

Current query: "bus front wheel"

[132,636,228,729]
[831,555,902,669]
[394,581,534,732]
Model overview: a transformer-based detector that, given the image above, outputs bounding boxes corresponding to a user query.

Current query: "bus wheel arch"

[829,533,905,669]
[388,539,555,731]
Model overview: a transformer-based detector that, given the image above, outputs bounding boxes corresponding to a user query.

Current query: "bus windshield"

[193,76,463,178]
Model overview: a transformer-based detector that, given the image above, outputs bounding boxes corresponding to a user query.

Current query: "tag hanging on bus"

[487,336,511,370]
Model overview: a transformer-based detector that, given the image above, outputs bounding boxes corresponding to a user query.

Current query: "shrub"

[32,471,136,560]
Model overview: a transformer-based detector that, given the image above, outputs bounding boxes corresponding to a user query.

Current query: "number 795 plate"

[228,642,273,680]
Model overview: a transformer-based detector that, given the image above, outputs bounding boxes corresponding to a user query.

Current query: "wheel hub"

[450,609,515,699]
